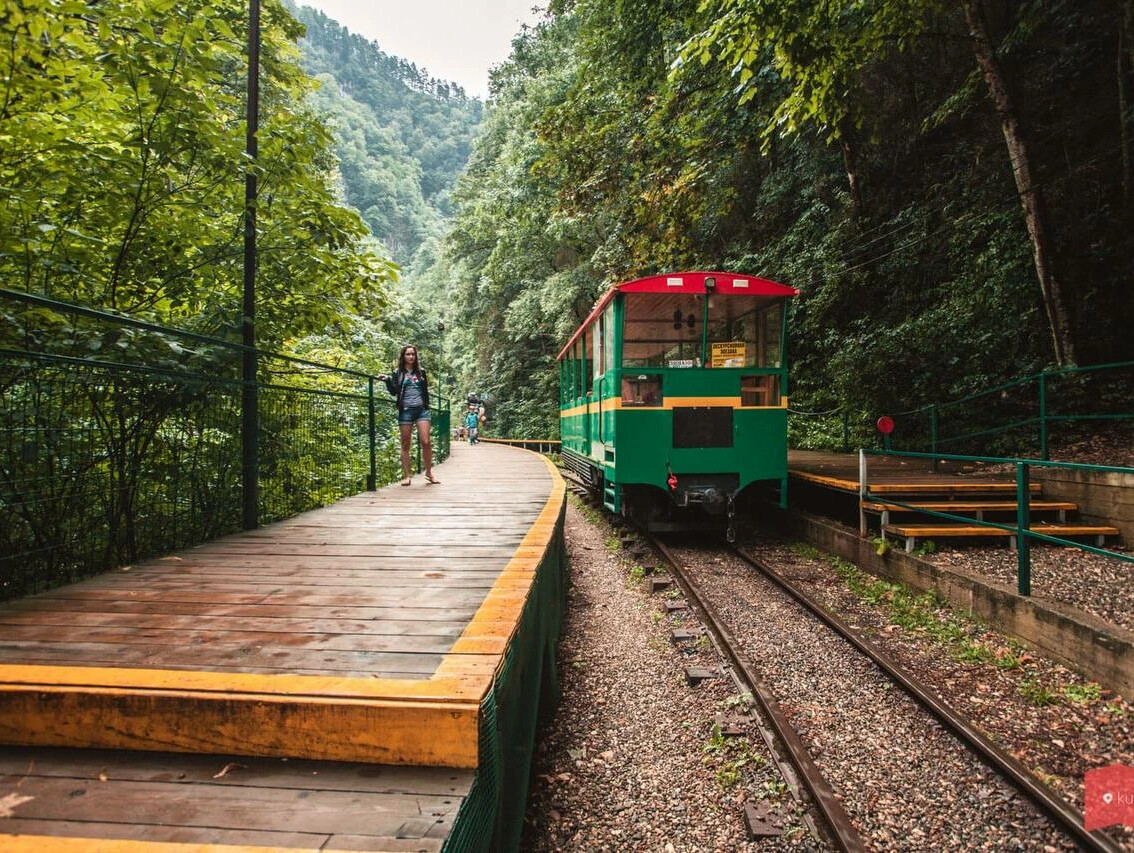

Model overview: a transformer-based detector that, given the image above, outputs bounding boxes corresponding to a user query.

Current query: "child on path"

[465,405,480,444]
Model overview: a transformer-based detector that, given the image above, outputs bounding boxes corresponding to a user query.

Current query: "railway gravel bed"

[523,498,823,851]
[740,531,1134,850]
[675,540,1085,851]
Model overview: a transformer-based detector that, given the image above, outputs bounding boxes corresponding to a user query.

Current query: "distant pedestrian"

[378,345,439,486]
[465,405,480,444]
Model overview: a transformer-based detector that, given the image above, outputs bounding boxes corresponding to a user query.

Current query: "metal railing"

[0,288,448,600]
[790,361,1134,458]
[859,449,1134,596]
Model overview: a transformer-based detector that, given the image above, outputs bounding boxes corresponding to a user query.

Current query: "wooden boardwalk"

[0,442,565,849]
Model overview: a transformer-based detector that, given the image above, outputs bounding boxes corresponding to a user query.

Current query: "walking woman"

[379,345,440,486]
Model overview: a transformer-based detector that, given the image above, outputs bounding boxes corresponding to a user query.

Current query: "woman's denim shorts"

[399,406,431,424]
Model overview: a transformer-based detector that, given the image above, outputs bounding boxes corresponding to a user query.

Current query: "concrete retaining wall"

[788,511,1134,702]
[1035,467,1134,544]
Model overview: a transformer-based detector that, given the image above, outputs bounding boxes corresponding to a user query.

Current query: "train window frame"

[594,313,604,380]
[741,374,781,407]
[620,292,704,368]
[704,295,787,368]
[603,303,615,374]
[621,372,663,407]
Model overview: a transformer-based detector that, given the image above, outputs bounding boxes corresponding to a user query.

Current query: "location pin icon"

[1103,792,1114,804]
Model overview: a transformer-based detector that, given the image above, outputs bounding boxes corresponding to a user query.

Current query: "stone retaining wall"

[787,510,1134,702]
[1035,467,1134,544]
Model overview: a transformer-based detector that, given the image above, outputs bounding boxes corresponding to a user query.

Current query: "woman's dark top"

[383,368,430,411]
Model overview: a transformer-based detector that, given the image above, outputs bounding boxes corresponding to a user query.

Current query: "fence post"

[367,377,377,491]
[1016,462,1031,596]
[1038,372,1048,461]
[859,449,868,538]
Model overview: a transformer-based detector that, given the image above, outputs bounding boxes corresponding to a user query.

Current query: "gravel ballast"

[522,499,821,851]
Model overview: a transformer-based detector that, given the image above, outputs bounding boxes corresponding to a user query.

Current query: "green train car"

[558,271,797,539]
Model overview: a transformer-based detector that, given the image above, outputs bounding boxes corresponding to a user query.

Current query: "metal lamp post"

[241,0,260,530]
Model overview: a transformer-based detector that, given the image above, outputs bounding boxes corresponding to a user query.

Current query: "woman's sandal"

[425,474,441,485]
[400,478,412,486]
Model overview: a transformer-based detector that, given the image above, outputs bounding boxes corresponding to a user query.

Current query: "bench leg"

[905,536,915,553]
[1058,509,1066,522]
[1097,535,1105,547]
[1009,535,1017,551]
[882,510,889,527]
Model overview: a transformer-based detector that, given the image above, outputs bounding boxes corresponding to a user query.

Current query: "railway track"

[561,469,1128,850]
[643,525,1126,852]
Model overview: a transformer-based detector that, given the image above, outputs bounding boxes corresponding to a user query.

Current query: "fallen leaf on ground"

[0,792,34,817]
[212,762,246,779]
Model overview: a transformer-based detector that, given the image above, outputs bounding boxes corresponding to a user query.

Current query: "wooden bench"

[883,522,1121,552]
[862,500,1077,526]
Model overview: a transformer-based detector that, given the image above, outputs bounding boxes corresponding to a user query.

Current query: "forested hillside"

[291,5,484,267]
[438,0,1134,440]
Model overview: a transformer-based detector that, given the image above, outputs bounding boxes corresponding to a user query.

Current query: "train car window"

[621,293,702,367]
[741,374,781,407]
[575,341,582,398]
[761,303,784,368]
[621,373,663,406]
[594,314,604,379]
[583,330,594,393]
[603,304,615,374]
[705,294,764,367]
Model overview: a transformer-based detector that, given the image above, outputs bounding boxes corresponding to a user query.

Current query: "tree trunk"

[1121,0,1134,209]
[839,123,865,218]
[960,0,1077,366]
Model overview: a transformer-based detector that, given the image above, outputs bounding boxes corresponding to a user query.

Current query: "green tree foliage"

[437,0,1133,440]
[1,0,394,344]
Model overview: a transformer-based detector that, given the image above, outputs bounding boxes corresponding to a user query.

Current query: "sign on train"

[711,341,746,368]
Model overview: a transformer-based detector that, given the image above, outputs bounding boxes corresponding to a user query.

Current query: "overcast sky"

[300,1,545,99]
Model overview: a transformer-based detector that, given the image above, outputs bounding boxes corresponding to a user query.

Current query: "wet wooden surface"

[788,449,1042,495]
[0,443,565,847]
[0,442,550,679]
[0,746,470,850]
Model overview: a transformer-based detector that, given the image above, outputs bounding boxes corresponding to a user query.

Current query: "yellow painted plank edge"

[0,837,368,853]
[450,451,566,671]
[0,687,479,767]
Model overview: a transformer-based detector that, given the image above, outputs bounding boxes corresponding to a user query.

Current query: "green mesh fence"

[0,289,449,600]
[444,498,568,853]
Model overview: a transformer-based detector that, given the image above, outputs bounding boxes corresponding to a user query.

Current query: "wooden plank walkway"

[0,442,565,850]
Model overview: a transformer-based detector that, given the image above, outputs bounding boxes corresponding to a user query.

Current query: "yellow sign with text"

[710,341,746,368]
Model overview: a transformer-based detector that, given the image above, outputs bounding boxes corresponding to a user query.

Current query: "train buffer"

[0,441,567,851]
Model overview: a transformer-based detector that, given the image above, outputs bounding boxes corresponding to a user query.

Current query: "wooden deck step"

[863,500,1077,524]
[883,522,1120,552]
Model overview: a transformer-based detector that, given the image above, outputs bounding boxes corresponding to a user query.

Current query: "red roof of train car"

[556,271,797,361]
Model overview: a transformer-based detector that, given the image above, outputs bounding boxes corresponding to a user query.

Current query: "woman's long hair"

[397,344,424,376]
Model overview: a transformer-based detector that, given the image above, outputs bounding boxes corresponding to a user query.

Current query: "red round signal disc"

[876,415,895,435]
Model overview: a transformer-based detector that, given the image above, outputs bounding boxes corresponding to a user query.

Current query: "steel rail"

[644,533,867,853]
[728,545,1125,853]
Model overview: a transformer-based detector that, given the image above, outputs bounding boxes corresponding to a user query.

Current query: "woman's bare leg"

[417,418,435,480]
[399,422,413,482]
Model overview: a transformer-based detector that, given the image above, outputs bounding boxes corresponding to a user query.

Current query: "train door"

[581,332,592,451]
[595,313,604,444]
